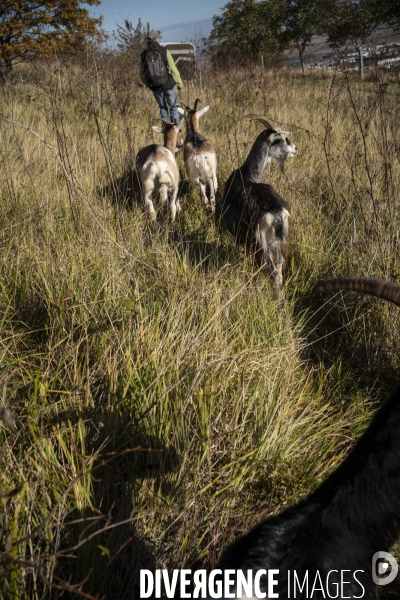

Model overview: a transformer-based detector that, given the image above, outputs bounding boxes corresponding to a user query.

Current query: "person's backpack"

[142,49,169,89]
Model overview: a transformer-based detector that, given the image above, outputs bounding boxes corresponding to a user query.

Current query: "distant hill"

[161,18,213,44]
[287,24,400,69]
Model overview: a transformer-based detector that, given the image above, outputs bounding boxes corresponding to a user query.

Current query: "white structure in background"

[161,42,196,83]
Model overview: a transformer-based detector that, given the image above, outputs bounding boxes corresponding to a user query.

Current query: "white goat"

[218,115,297,292]
[136,116,184,222]
[182,99,218,213]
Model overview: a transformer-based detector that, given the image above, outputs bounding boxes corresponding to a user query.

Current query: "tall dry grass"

[0,55,399,598]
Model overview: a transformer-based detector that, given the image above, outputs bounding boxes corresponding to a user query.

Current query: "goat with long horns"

[217,115,297,292]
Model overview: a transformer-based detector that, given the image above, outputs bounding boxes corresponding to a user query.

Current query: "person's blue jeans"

[152,87,179,124]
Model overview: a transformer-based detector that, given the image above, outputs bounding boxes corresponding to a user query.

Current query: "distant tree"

[0,0,106,75]
[209,0,288,69]
[113,18,149,58]
[384,0,400,29]
[324,0,382,78]
[284,0,324,73]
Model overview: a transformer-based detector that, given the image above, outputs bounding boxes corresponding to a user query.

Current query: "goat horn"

[193,98,201,111]
[241,114,276,130]
[314,277,400,307]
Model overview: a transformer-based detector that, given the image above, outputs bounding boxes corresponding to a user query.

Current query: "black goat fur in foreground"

[212,382,400,598]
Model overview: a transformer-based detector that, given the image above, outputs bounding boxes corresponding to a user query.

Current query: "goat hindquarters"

[138,156,179,221]
[255,209,289,290]
[185,150,217,212]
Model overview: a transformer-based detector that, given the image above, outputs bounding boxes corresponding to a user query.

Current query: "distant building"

[161,42,196,80]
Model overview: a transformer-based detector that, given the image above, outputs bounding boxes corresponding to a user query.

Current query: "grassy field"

[0,56,400,599]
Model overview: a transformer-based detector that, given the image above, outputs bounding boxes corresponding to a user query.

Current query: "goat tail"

[315,277,400,307]
[212,172,218,194]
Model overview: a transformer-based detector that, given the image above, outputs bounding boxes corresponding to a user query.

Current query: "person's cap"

[148,29,162,40]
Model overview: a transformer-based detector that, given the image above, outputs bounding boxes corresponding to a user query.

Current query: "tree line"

[0,0,399,79]
[0,0,105,75]
[209,0,399,76]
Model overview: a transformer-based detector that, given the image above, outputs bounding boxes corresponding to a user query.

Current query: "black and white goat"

[208,277,400,600]
[182,99,218,213]
[136,116,185,222]
[218,115,297,292]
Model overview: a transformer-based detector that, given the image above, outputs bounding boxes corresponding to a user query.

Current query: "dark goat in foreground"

[209,278,400,599]
[218,115,297,293]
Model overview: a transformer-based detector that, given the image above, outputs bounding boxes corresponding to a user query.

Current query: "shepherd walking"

[140,29,183,124]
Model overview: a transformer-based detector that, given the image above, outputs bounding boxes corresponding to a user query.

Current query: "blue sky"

[89,0,224,35]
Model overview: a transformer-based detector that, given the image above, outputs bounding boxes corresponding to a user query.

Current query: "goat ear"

[176,117,185,131]
[177,106,187,117]
[152,126,163,133]
[197,105,210,118]
[280,131,291,137]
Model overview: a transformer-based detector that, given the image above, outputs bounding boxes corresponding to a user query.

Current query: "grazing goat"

[218,115,297,292]
[136,116,184,222]
[182,99,218,213]
[208,277,400,600]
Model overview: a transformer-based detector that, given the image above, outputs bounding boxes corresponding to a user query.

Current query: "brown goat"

[136,117,184,222]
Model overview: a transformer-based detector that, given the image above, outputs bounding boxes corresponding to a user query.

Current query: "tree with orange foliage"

[0,0,106,74]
